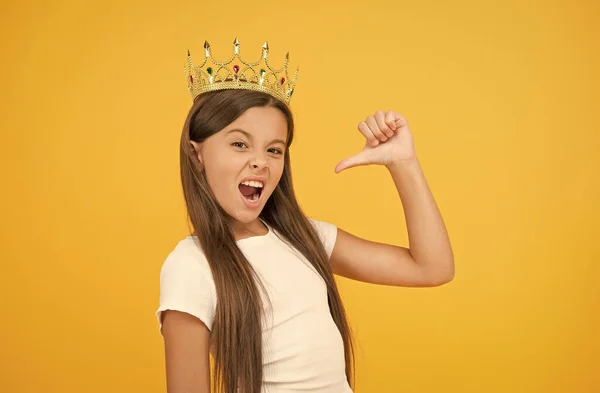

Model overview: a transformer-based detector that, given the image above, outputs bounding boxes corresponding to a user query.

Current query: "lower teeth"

[249,193,259,201]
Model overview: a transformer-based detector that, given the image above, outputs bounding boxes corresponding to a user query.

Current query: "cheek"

[203,157,239,196]
[270,160,286,185]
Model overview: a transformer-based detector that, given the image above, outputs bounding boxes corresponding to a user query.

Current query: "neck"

[230,218,268,240]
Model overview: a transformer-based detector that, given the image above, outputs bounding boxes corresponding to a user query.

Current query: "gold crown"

[185,38,299,104]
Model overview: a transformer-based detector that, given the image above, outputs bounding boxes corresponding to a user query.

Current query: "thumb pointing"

[334,151,369,174]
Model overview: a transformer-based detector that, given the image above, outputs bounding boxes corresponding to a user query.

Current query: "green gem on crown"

[206,67,213,75]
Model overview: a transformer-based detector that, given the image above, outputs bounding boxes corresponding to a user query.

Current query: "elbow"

[428,272,454,287]
[442,268,455,285]
[426,261,455,287]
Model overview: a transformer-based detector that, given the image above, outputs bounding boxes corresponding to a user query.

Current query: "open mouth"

[238,180,264,202]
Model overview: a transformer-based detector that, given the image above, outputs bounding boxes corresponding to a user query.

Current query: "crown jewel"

[185,38,299,104]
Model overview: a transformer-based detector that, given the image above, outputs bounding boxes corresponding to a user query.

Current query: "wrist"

[386,156,420,174]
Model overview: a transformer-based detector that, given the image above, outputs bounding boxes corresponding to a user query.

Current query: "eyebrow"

[226,128,287,146]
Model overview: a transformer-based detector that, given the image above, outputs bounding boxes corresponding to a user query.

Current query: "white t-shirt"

[156,218,352,393]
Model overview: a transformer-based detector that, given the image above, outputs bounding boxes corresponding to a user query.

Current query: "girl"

[156,41,454,393]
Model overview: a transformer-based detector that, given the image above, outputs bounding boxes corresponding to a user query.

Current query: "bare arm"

[331,110,454,287]
[330,158,454,287]
[161,310,211,393]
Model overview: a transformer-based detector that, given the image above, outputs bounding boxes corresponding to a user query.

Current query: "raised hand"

[335,110,416,174]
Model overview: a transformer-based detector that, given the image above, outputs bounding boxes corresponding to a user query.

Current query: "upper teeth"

[241,180,264,188]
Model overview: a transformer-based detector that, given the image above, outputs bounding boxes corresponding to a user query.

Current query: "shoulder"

[307,217,338,258]
[158,236,215,294]
[156,236,217,332]
[160,236,212,277]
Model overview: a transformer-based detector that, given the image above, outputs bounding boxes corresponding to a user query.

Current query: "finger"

[375,110,394,137]
[365,116,387,144]
[385,110,397,131]
[334,151,370,173]
[358,121,379,147]
[388,111,408,129]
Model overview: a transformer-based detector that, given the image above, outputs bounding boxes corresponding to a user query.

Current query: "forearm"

[387,157,454,279]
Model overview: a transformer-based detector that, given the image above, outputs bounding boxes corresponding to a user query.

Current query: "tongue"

[239,184,258,197]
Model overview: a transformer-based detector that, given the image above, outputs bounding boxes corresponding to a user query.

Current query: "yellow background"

[1,0,598,392]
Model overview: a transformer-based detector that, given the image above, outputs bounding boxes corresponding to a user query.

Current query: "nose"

[249,153,268,170]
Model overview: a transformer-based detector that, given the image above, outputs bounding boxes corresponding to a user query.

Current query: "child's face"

[192,106,288,225]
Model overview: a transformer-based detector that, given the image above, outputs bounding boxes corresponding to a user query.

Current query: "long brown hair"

[179,89,354,393]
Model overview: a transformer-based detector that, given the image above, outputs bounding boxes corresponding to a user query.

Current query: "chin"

[232,211,261,223]
[230,191,272,224]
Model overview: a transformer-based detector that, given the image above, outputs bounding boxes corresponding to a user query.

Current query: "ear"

[190,141,203,164]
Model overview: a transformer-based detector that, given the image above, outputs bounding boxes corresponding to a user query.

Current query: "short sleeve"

[308,217,338,259]
[155,239,217,334]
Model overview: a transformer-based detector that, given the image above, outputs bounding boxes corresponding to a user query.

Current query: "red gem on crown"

[189,75,194,83]
[233,65,240,74]
[280,77,285,84]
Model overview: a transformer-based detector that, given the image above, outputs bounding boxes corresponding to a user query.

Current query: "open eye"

[231,141,248,149]
[268,148,283,155]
